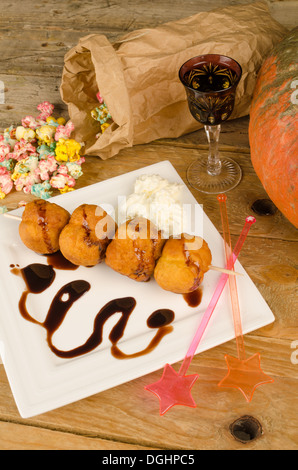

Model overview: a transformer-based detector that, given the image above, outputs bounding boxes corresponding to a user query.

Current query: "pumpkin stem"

[205,124,222,176]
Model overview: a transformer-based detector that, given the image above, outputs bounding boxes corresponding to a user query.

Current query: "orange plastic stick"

[217,194,246,360]
[217,194,274,402]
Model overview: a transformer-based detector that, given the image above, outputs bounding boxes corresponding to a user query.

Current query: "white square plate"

[0,161,274,418]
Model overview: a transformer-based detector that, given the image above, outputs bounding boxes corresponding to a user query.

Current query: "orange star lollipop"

[217,194,274,401]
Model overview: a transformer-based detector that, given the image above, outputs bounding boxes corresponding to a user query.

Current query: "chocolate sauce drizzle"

[46,251,79,271]
[182,241,203,295]
[82,205,93,247]
[36,200,53,253]
[183,288,203,308]
[12,258,175,360]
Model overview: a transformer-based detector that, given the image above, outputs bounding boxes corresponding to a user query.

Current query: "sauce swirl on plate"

[11,256,175,360]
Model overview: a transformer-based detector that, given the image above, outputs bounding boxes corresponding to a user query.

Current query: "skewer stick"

[3,213,22,221]
[3,213,243,276]
[209,265,243,276]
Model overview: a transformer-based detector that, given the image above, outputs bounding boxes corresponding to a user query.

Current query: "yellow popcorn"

[11,171,21,182]
[55,138,81,163]
[46,116,66,126]
[36,125,56,144]
[57,117,66,125]
[59,185,75,194]
[101,122,111,133]
[15,126,36,142]
[0,191,6,199]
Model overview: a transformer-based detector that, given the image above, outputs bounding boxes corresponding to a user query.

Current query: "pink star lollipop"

[217,194,274,401]
[145,215,256,415]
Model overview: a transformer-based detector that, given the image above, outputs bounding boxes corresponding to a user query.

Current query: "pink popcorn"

[75,156,85,165]
[36,155,58,180]
[10,139,37,161]
[96,92,104,104]
[57,164,68,176]
[14,172,40,192]
[49,174,65,189]
[37,101,54,121]
[0,143,11,162]
[21,115,39,129]
[23,184,33,194]
[55,121,75,141]
[0,167,13,195]
[66,174,76,187]
[50,172,75,189]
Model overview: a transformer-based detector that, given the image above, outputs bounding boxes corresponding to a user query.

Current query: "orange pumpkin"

[249,28,298,228]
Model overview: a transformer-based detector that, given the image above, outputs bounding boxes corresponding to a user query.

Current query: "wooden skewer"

[3,213,22,221]
[3,213,243,276]
[209,265,243,276]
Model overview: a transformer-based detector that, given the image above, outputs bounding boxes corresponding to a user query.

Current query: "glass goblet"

[179,54,242,193]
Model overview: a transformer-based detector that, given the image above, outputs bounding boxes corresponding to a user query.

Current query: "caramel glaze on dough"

[19,199,70,255]
[59,204,117,267]
[154,234,212,294]
[105,217,165,282]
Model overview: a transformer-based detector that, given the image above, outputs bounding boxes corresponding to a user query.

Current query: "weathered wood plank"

[158,116,250,150]
[268,0,298,28]
[0,75,68,129]
[0,0,296,33]
[0,0,296,80]
[0,420,157,450]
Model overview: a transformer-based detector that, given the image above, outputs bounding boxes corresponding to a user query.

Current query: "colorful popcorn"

[55,138,82,162]
[36,124,56,145]
[36,101,54,122]
[21,115,40,129]
[0,142,10,161]
[0,205,8,214]
[36,155,58,181]
[15,126,36,142]
[91,91,112,133]
[0,101,85,199]
[31,181,52,199]
[54,121,75,141]
[66,161,84,179]
[0,167,14,197]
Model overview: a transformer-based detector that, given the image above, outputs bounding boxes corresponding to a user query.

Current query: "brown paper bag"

[60,1,287,159]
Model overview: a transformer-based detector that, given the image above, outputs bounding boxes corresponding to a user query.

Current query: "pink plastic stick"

[178,214,256,376]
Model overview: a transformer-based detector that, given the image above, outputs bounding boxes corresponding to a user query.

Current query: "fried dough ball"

[105,217,165,282]
[19,199,70,255]
[154,234,212,294]
[59,204,117,266]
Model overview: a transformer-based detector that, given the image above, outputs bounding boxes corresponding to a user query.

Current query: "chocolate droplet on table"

[251,199,278,216]
[229,415,262,443]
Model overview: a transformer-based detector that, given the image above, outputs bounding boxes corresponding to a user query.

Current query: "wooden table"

[0,0,297,451]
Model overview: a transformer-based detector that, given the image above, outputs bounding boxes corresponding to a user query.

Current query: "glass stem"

[204,124,222,176]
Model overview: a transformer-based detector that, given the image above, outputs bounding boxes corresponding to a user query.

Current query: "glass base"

[186,156,242,194]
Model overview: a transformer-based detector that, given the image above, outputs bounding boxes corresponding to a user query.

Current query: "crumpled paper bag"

[60,1,287,159]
